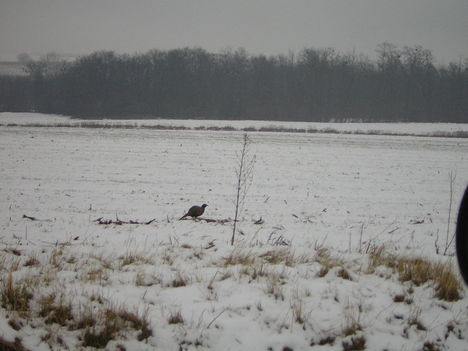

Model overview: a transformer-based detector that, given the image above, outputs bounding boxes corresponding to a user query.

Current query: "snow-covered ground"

[0,113,467,350]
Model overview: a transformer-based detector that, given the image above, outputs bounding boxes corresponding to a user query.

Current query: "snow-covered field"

[0,113,467,350]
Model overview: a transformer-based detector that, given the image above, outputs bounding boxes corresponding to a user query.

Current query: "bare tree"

[231,134,255,245]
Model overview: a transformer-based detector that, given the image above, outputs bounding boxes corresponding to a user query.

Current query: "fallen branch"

[205,240,216,249]
[23,214,37,221]
[94,217,156,225]
[22,214,51,222]
[409,219,425,225]
[196,218,232,224]
[254,217,264,225]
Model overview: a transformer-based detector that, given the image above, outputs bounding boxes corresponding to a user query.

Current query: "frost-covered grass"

[0,113,467,350]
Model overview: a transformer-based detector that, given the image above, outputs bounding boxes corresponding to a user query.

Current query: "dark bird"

[179,204,208,220]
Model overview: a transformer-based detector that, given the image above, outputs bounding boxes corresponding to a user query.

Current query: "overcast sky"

[0,0,467,63]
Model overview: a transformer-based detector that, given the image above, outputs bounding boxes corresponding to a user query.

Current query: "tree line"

[0,43,466,122]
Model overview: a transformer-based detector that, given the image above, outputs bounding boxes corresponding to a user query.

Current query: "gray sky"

[0,0,467,63]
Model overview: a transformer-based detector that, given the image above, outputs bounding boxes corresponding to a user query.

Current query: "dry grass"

[342,335,366,351]
[135,271,145,286]
[89,252,114,270]
[239,263,269,282]
[121,251,154,267]
[291,299,305,325]
[171,271,190,288]
[23,254,40,267]
[265,272,285,301]
[82,306,152,348]
[38,293,73,326]
[1,273,33,313]
[259,249,313,267]
[367,246,462,301]
[314,248,347,278]
[72,308,96,330]
[38,264,57,286]
[81,267,110,285]
[48,248,64,269]
[32,289,152,349]
[167,310,184,325]
[2,248,21,256]
[0,254,22,272]
[0,236,463,349]
[397,257,433,285]
[65,255,77,264]
[342,302,363,337]
[337,267,353,281]
[432,262,462,301]
[0,336,30,351]
[222,248,313,270]
[407,307,426,331]
[222,249,256,267]
[8,317,23,331]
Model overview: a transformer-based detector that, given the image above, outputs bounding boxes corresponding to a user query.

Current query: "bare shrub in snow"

[231,134,255,245]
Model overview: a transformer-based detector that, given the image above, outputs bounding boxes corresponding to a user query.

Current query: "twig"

[206,309,226,329]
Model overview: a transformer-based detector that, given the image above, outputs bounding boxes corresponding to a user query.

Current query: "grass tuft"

[0,336,29,351]
[121,251,154,267]
[1,273,33,313]
[167,310,184,325]
[38,293,73,326]
[171,271,189,287]
[82,306,152,347]
[222,249,256,267]
[265,272,285,301]
[337,267,353,281]
[367,247,462,301]
[432,263,461,301]
[23,255,39,267]
[342,335,366,351]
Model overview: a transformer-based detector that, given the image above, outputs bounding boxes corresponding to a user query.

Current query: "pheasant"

[179,204,208,220]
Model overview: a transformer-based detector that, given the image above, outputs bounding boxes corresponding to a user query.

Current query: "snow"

[0,113,467,350]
